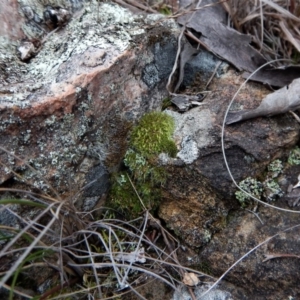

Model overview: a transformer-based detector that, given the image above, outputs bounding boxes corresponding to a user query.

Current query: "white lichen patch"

[0,1,145,106]
[165,107,214,164]
[177,136,199,164]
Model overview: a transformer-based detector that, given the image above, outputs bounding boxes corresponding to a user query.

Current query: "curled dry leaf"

[178,0,300,87]
[182,272,200,286]
[226,77,300,124]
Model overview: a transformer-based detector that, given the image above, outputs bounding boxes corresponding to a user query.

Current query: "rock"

[1,1,300,298]
[169,68,300,198]
[159,66,299,249]
[198,207,300,299]
[80,163,110,211]
[173,284,233,300]
[0,0,179,209]
[159,165,230,248]
[158,61,300,296]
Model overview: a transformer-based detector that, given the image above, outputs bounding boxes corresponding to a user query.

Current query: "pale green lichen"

[288,146,300,165]
[263,178,284,202]
[202,229,212,243]
[236,158,285,206]
[267,159,283,178]
[235,177,263,207]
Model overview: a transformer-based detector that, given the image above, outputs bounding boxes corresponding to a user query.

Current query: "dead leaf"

[243,66,300,88]
[178,0,300,87]
[178,0,267,73]
[226,78,300,124]
[182,272,200,286]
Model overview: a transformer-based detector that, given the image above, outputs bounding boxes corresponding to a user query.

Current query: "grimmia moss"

[109,111,177,217]
[129,111,177,158]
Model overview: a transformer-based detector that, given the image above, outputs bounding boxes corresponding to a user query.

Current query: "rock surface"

[0,0,178,210]
[1,0,300,299]
[159,61,300,298]
[158,66,300,250]
[199,207,300,299]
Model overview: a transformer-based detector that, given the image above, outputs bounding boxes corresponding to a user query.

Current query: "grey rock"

[83,164,109,198]
[173,284,233,300]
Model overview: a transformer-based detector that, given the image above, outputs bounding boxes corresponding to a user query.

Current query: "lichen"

[263,178,284,202]
[235,177,263,207]
[288,146,300,165]
[267,159,283,178]
[236,159,285,207]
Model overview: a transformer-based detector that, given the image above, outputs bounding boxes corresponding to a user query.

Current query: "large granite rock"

[0,0,178,210]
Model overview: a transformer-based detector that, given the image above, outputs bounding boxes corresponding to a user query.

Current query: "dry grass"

[0,147,213,299]
[223,0,300,64]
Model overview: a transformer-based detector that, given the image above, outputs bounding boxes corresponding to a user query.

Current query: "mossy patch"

[130,111,177,158]
[109,111,177,218]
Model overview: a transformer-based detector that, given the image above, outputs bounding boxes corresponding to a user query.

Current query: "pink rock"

[0,1,179,198]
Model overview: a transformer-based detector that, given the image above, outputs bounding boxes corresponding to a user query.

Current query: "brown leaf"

[178,0,300,87]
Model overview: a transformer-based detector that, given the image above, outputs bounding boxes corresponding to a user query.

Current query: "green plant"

[130,111,177,158]
[162,97,172,110]
[109,111,177,217]
[159,5,172,15]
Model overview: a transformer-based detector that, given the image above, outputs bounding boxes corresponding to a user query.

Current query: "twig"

[245,208,264,225]
[263,252,300,262]
[205,61,222,89]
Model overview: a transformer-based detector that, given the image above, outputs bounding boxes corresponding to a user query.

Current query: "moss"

[124,149,167,185]
[109,111,177,218]
[130,111,177,158]
[162,97,172,110]
[159,5,172,15]
[110,172,160,217]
